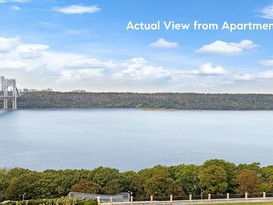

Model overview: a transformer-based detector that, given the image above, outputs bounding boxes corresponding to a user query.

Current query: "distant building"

[41,88,53,92]
[71,89,87,93]
[0,76,5,91]
[22,88,39,93]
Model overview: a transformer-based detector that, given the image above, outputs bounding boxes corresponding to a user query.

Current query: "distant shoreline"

[1,92,273,110]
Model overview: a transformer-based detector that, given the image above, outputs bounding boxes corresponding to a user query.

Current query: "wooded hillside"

[13,92,273,110]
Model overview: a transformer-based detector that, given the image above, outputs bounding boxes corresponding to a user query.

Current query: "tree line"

[1,159,273,201]
[10,92,273,109]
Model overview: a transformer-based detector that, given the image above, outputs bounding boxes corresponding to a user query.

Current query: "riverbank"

[7,92,273,110]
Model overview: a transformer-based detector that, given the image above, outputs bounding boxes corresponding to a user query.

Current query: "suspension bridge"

[0,76,20,110]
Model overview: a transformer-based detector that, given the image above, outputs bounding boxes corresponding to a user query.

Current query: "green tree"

[236,169,260,194]
[174,164,201,195]
[91,167,121,194]
[0,168,8,201]
[144,168,183,197]
[136,165,183,197]
[5,172,40,200]
[23,169,84,199]
[120,171,137,193]
[260,166,273,192]
[71,178,95,193]
[6,167,31,180]
[238,162,262,174]
[203,159,238,193]
[131,174,146,197]
[199,165,228,194]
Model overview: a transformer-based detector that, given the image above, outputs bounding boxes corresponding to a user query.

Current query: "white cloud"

[196,40,257,55]
[59,58,113,82]
[30,51,86,73]
[260,60,273,67]
[11,5,20,10]
[54,5,101,14]
[258,70,273,79]
[16,44,49,59]
[65,59,115,69]
[59,69,103,82]
[78,69,104,78]
[233,74,255,81]
[150,38,178,48]
[114,57,171,81]
[38,21,59,28]
[59,70,81,81]
[3,36,273,93]
[0,37,20,53]
[260,4,273,19]
[194,63,229,75]
[0,60,29,71]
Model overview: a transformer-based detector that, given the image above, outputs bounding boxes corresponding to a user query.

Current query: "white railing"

[99,192,273,205]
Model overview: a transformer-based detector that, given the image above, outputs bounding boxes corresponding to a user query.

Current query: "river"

[0,109,272,171]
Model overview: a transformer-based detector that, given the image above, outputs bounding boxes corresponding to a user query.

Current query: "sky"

[1,0,273,93]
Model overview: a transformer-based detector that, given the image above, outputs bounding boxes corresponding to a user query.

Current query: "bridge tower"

[0,76,19,109]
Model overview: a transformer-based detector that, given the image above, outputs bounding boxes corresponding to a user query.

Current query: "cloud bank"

[260,60,273,67]
[194,63,229,75]
[1,35,273,92]
[260,4,273,19]
[150,38,178,48]
[196,40,257,56]
[0,37,20,53]
[54,5,101,14]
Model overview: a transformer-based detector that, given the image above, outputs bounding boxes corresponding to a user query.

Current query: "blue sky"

[1,0,273,93]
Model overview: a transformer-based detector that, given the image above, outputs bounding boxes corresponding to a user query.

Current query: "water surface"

[0,109,272,171]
